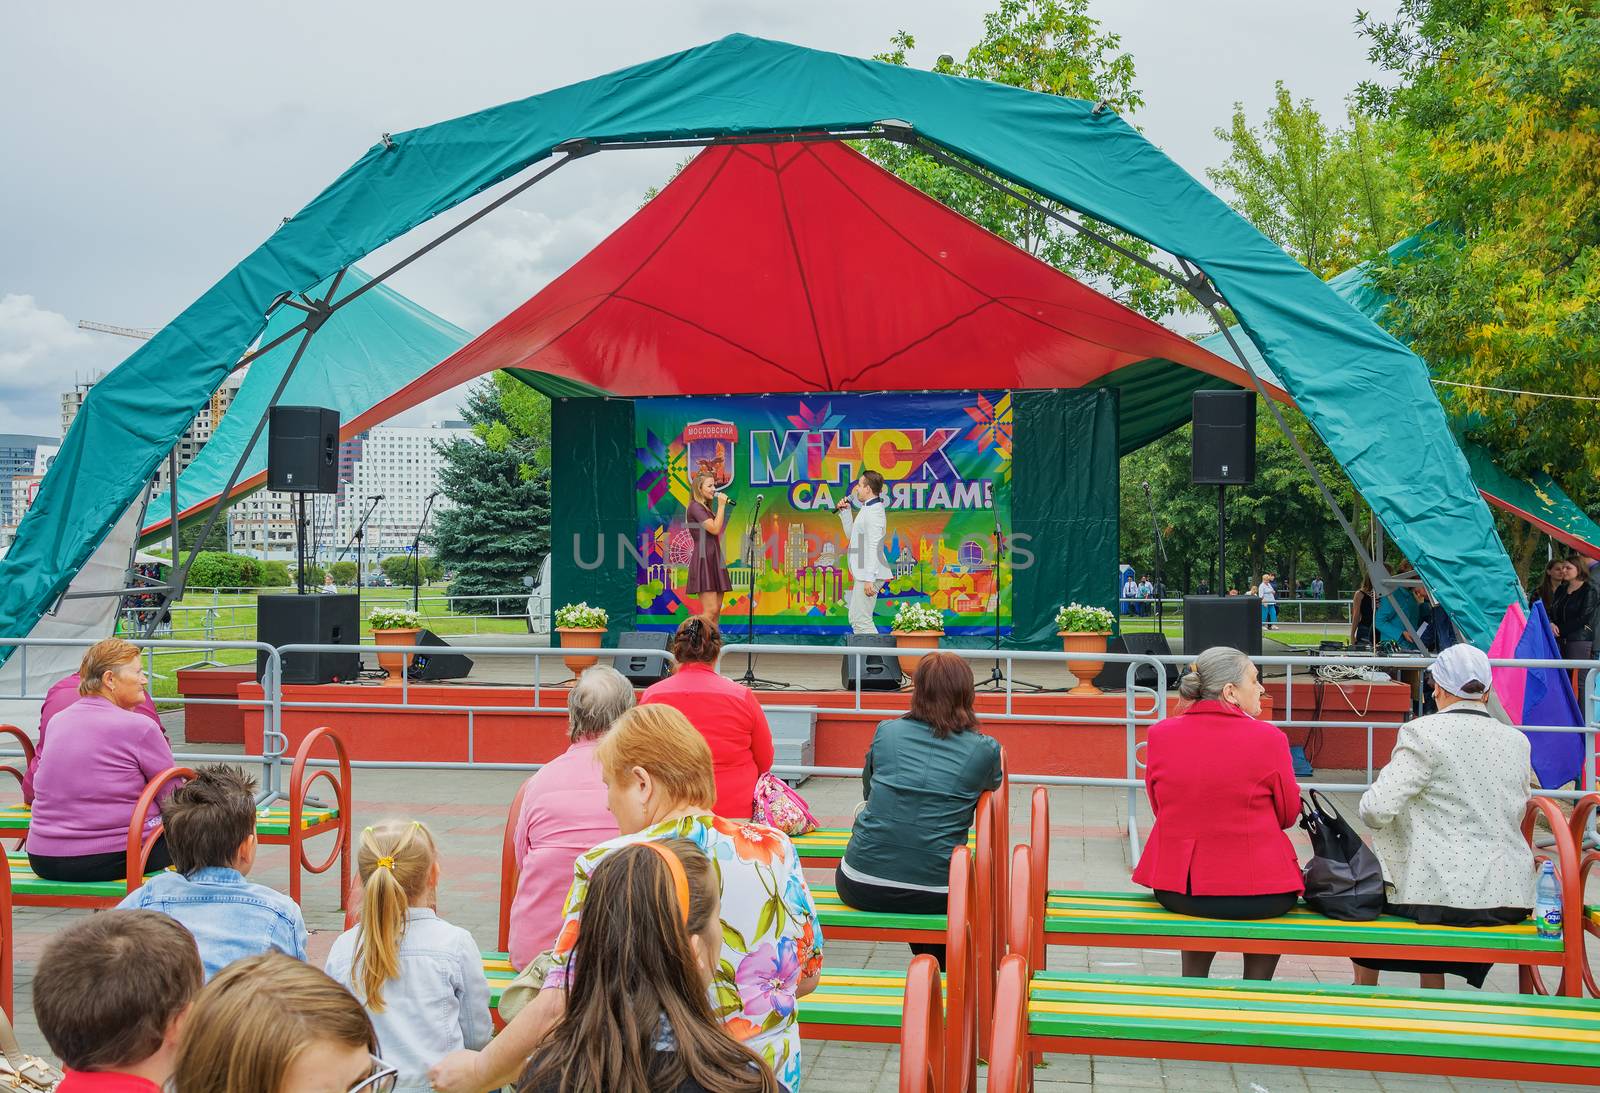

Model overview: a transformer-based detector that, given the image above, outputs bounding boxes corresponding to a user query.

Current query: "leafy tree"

[178,515,229,554]
[380,553,442,586]
[186,551,261,589]
[329,560,357,585]
[1207,83,1404,278]
[867,1,1180,319]
[259,560,292,587]
[429,377,552,612]
[1356,0,1600,484]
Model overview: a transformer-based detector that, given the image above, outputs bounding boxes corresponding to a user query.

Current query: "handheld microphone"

[723,496,738,509]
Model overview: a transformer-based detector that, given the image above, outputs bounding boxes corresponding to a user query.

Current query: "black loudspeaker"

[841,634,902,691]
[1191,390,1256,485]
[1183,595,1263,657]
[407,629,475,681]
[1093,633,1180,691]
[612,631,671,686]
[267,405,341,493]
[256,593,360,684]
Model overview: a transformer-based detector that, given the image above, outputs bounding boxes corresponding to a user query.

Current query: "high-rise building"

[0,435,61,526]
[62,372,243,490]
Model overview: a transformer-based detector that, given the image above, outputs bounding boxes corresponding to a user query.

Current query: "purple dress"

[685,499,732,594]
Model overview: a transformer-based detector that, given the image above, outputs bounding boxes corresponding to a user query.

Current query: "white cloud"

[0,294,135,436]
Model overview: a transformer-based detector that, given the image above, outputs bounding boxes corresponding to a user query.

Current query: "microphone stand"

[336,495,384,592]
[1142,482,1168,635]
[736,494,787,689]
[978,506,1043,692]
[412,492,440,613]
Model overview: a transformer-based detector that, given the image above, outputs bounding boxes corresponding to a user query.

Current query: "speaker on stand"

[267,406,341,596]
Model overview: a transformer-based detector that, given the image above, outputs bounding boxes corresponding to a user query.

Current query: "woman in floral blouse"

[429,704,823,1093]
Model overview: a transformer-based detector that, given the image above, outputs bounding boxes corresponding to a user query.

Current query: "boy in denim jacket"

[118,764,307,978]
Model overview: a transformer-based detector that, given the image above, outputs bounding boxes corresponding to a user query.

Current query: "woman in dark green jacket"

[836,651,1003,966]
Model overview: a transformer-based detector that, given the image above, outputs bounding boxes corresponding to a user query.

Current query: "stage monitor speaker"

[1093,633,1180,691]
[1191,390,1256,485]
[256,593,360,684]
[407,629,475,681]
[612,631,671,686]
[267,405,341,494]
[1183,595,1263,658]
[841,634,902,691]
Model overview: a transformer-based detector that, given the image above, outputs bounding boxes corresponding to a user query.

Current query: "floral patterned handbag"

[751,772,818,836]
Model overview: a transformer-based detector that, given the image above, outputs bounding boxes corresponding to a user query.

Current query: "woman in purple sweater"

[28,639,177,882]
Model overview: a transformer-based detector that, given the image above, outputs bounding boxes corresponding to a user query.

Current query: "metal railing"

[0,634,1594,860]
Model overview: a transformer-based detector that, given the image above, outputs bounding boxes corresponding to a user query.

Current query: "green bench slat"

[1027,972,1600,1068]
[1045,890,1561,952]
[8,853,133,899]
[0,803,339,838]
[480,952,911,1029]
[812,885,948,932]
[792,828,977,861]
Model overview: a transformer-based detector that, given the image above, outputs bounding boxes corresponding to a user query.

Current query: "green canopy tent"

[0,33,1522,659]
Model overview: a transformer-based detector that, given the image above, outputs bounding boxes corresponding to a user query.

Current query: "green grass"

[136,584,530,705]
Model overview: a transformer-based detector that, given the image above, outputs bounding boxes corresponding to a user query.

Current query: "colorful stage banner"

[633,392,1013,636]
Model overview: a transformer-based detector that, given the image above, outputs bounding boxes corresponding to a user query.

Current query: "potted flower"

[368,607,424,684]
[1055,602,1115,695]
[889,601,945,675]
[554,602,609,678]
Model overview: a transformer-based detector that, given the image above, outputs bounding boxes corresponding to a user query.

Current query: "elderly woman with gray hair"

[505,665,635,968]
[1131,646,1303,980]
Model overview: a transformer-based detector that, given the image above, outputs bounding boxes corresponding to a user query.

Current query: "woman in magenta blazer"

[1131,646,1302,980]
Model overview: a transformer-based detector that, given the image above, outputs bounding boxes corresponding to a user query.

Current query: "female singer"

[686,471,732,624]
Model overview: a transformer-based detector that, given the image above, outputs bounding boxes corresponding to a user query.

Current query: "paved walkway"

[4,730,1592,1092]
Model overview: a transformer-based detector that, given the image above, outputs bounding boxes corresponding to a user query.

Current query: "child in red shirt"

[34,910,202,1091]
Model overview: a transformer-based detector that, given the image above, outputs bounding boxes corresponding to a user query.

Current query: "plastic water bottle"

[1534,860,1562,940]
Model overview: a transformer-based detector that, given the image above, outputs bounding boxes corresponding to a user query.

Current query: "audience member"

[326,819,492,1091]
[1259,572,1278,630]
[1355,644,1534,989]
[517,839,778,1093]
[172,952,393,1093]
[117,764,307,978]
[639,616,773,818]
[1349,575,1375,648]
[23,670,162,803]
[1550,557,1598,661]
[507,666,630,969]
[34,910,202,1092]
[1132,646,1302,980]
[28,638,177,881]
[836,651,1001,966]
[430,704,821,1093]
[1537,558,1567,618]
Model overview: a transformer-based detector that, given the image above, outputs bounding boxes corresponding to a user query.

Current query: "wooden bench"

[0,724,352,910]
[988,833,1600,1089]
[1016,785,1586,995]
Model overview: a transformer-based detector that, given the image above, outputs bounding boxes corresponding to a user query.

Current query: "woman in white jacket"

[1354,643,1535,988]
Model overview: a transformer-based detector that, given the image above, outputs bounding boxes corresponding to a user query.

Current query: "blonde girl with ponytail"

[325,820,492,1092]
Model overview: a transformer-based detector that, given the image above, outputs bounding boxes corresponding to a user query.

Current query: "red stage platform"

[236,675,1412,776]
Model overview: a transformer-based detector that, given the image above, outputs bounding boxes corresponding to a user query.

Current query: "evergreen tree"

[429,377,551,612]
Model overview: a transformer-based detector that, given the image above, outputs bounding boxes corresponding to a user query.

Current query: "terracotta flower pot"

[892,629,943,676]
[1059,630,1111,695]
[372,628,422,685]
[556,627,606,678]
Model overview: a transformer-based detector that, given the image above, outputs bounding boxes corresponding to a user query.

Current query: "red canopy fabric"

[352,140,1257,431]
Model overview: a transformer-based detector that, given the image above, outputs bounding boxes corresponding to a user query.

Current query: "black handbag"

[1298,790,1385,921]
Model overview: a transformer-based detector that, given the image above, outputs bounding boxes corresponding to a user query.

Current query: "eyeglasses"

[348,1055,399,1093]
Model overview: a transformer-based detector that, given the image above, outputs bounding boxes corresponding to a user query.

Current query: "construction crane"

[77,319,155,340]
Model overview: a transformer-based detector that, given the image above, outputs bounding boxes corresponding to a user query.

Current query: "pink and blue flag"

[1490,601,1585,789]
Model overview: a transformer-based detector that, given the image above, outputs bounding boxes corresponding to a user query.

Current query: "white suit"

[840,497,890,634]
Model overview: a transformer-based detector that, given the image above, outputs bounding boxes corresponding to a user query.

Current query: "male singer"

[836,470,891,635]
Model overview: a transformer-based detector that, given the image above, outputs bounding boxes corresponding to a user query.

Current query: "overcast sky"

[0,0,1398,439]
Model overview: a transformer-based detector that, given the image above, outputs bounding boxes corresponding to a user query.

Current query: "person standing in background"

[1259,572,1278,631]
[837,471,890,635]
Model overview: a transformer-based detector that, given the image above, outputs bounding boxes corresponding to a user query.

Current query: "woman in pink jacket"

[505,665,630,968]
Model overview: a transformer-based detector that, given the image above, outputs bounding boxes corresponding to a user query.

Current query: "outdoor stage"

[223,648,1412,776]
